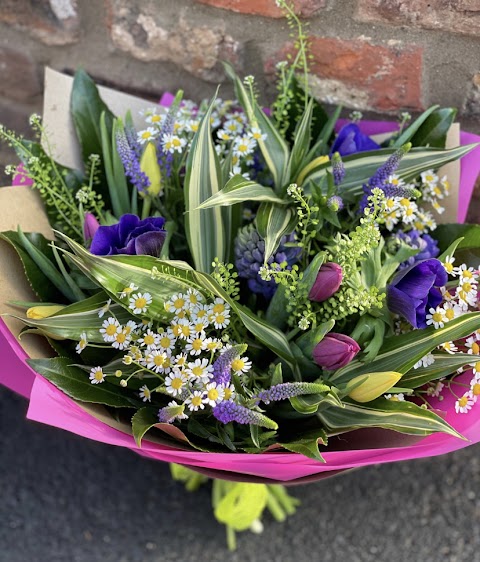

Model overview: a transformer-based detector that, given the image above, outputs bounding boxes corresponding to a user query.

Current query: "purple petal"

[134,231,166,257]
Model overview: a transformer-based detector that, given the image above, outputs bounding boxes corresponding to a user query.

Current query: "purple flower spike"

[212,345,247,386]
[256,382,329,405]
[212,401,278,429]
[90,214,166,257]
[386,258,447,329]
[330,123,380,157]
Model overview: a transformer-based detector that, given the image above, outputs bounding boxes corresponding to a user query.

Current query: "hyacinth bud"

[308,262,343,302]
[26,304,65,319]
[332,152,345,186]
[327,195,344,212]
[312,333,360,371]
[83,212,100,242]
[140,142,162,196]
[347,371,402,403]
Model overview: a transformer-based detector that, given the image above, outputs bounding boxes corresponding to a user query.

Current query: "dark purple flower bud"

[386,258,448,329]
[330,123,380,158]
[90,214,166,257]
[83,213,100,242]
[308,262,343,302]
[312,333,360,370]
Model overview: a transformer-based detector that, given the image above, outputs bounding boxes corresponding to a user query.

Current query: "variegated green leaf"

[194,174,286,210]
[224,63,290,192]
[318,398,462,438]
[287,98,313,182]
[303,144,477,197]
[401,353,480,389]
[256,203,297,263]
[184,95,229,272]
[330,312,480,386]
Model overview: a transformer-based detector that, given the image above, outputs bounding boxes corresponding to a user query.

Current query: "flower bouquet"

[2,6,480,547]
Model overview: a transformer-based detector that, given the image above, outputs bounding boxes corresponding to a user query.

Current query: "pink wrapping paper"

[2,121,480,483]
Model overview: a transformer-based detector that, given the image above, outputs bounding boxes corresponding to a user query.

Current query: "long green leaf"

[224,63,290,192]
[194,175,286,210]
[287,98,313,182]
[401,353,480,389]
[27,357,138,407]
[410,107,457,148]
[184,95,228,272]
[330,312,480,386]
[391,105,439,147]
[256,203,297,263]
[318,398,462,438]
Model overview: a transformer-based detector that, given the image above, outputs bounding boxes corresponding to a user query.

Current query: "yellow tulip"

[140,142,162,196]
[26,305,65,320]
[347,371,403,403]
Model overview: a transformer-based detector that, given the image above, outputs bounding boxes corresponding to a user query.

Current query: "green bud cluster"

[212,259,240,301]
[315,285,385,323]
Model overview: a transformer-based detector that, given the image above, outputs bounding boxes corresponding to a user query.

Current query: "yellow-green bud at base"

[140,142,162,196]
[26,305,65,319]
[347,371,402,403]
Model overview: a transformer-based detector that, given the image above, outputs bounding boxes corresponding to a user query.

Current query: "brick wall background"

[1,0,480,208]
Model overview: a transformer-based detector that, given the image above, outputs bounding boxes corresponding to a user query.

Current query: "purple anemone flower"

[386,258,448,329]
[395,230,440,269]
[330,123,380,157]
[90,214,166,257]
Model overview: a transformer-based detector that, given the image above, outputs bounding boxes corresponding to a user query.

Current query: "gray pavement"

[1,387,480,562]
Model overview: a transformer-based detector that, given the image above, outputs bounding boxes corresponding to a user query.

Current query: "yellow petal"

[347,371,403,403]
[26,305,65,320]
[140,142,162,196]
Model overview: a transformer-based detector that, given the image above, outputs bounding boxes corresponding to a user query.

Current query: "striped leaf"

[330,312,480,386]
[57,234,200,321]
[194,175,286,210]
[224,63,289,192]
[401,353,480,389]
[184,95,229,272]
[302,144,477,197]
[256,203,297,263]
[318,398,462,438]
[287,98,313,182]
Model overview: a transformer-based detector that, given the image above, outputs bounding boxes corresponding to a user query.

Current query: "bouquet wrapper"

[2,69,480,484]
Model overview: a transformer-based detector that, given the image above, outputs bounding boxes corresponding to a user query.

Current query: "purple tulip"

[330,123,380,157]
[308,262,343,302]
[386,258,448,329]
[83,213,100,242]
[312,333,360,370]
[90,214,166,257]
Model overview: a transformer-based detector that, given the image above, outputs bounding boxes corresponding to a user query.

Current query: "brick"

[106,0,243,82]
[356,0,480,37]
[266,37,423,113]
[0,0,79,46]
[194,0,325,18]
[0,48,41,102]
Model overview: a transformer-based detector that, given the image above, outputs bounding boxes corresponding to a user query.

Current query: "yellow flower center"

[141,131,152,139]
[171,377,183,390]
[459,396,469,407]
[174,298,185,309]
[94,371,103,381]
[462,282,473,293]
[150,115,161,122]
[116,332,127,343]
[215,314,226,324]
[194,322,205,332]
[192,366,204,378]
[224,387,232,400]
[444,262,454,273]
[463,270,473,279]
[475,361,480,372]
[445,309,455,320]
[473,383,480,396]
[144,334,155,345]
[231,358,245,372]
[181,325,191,337]
[135,297,147,309]
[172,325,182,337]
[106,324,117,336]
[154,355,165,366]
[213,303,225,314]
[192,395,203,406]
[208,388,219,401]
[472,342,480,354]
[192,339,203,350]
[160,336,171,348]
[432,312,443,323]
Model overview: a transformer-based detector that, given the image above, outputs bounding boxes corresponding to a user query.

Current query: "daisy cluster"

[414,257,480,414]
[379,169,447,233]
[77,287,254,424]
[137,98,266,179]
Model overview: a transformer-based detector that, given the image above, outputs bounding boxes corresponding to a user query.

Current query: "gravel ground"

[1,387,480,562]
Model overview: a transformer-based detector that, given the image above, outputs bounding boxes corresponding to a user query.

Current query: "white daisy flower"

[118,283,138,299]
[145,112,164,126]
[439,341,458,354]
[223,119,243,135]
[466,336,480,355]
[146,350,169,373]
[89,366,105,385]
[470,376,480,399]
[76,332,88,354]
[185,333,207,356]
[165,372,189,397]
[191,303,210,323]
[129,292,152,314]
[157,331,176,354]
[139,385,152,402]
[250,126,267,142]
[137,127,157,144]
[421,170,438,186]
[100,317,121,342]
[384,393,405,401]
[204,382,225,407]
[177,319,194,340]
[442,255,456,276]
[138,329,160,350]
[111,329,131,350]
[185,288,203,308]
[231,356,252,374]
[221,383,236,401]
[185,390,207,411]
[212,311,231,329]
[186,358,214,383]
[455,392,475,414]
[441,302,463,322]
[98,299,112,318]
[413,352,435,370]
[165,293,187,314]
[217,129,232,142]
[425,307,446,329]
[457,264,478,282]
[203,337,223,352]
[123,320,139,337]
[172,353,188,372]
[233,135,256,157]
[162,133,186,154]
